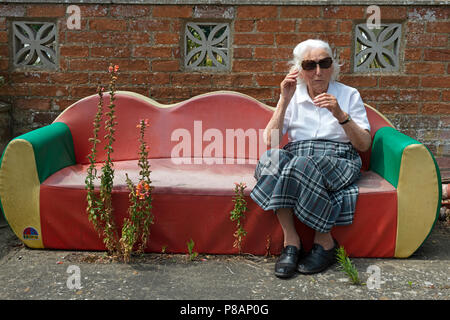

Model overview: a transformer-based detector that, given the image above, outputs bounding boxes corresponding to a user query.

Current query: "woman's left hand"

[313,93,346,122]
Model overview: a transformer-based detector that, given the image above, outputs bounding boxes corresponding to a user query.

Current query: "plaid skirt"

[250,140,362,233]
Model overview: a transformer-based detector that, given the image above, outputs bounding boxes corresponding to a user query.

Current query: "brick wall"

[0,3,449,156]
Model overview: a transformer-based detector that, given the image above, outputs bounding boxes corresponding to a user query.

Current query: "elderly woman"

[250,39,371,278]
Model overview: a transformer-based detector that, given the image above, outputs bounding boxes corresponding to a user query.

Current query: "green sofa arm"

[0,122,75,248]
[370,126,441,258]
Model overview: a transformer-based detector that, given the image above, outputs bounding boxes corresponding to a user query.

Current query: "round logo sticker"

[23,227,39,240]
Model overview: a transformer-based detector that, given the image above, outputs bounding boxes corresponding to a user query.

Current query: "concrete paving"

[0,220,449,301]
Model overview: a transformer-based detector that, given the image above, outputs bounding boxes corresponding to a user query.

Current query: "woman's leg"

[313,231,334,250]
[276,208,300,249]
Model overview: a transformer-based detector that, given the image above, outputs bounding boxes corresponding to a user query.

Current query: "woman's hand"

[280,68,299,103]
[312,93,346,122]
[313,93,372,152]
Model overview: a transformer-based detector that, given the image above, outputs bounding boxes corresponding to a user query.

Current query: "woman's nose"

[315,64,322,75]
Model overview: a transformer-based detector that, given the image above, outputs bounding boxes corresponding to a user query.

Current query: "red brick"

[275,33,310,46]
[237,6,277,19]
[257,20,295,33]
[69,59,109,71]
[60,45,89,57]
[254,47,292,60]
[424,49,450,61]
[427,21,450,33]
[15,98,51,111]
[404,48,422,61]
[274,61,291,73]
[323,6,365,19]
[91,46,131,58]
[234,20,254,32]
[78,5,108,17]
[211,74,254,87]
[407,7,450,21]
[152,60,179,72]
[234,47,253,59]
[405,62,445,74]
[0,85,29,96]
[129,19,170,32]
[422,103,450,114]
[256,74,285,87]
[0,31,7,43]
[320,33,352,47]
[339,21,353,33]
[406,21,426,34]
[232,60,272,73]
[27,4,65,17]
[379,76,420,88]
[50,72,89,85]
[89,19,127,31]
[70,86,96,98]
[89,72,130,86]
[406,33,448,47]
[0,59,8,71]
[339,75,377,88]
[398,89,440,102]
[0,44,8,56]
[236,88,273,101]
[379,6,407,19]
[378,103,419,114]
[422,76,450,88]
[171,74,211,86]
[11,72,50,83]
[234,33,274,46]
[153,5,192,18]
[133,46,172,58]
[443,90,450,101]
[110,5,151,17]
[359,89,398,101]
[29,85,69,97]
[67,31,149,45]
[150,87,190,100]
[130,73,170,86]
[298,20,338,32]
[0,4,26,17]
[154,33,180,45]
[280,6,321,18]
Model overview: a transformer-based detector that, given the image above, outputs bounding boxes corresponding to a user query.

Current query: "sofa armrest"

[0,122,75,248]
[370,126,441,258]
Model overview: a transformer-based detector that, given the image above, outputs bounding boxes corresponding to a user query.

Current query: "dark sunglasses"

[301,57,333,71]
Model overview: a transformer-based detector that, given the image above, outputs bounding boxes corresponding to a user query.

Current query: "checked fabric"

[250,140,362,233]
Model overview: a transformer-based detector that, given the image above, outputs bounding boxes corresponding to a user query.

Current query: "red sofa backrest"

[54,91,393,169]
[55,91,277,164]
[359,104,394,171]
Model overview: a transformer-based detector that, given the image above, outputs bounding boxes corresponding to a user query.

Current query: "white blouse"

[282,81,371,143]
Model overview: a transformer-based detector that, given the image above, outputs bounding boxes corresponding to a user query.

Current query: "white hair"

[290,39,341,83]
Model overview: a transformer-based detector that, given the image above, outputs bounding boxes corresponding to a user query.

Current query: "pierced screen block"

[354,23,401,72]
[12,21,58,70]
[184,22,230,71]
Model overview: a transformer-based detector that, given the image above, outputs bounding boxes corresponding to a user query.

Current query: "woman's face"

[300,48,333,96]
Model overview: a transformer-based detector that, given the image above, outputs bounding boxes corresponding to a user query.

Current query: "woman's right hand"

[280,68,299,103]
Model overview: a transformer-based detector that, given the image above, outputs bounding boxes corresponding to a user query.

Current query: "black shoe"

[274,245,303,279]
[296,239,338,275]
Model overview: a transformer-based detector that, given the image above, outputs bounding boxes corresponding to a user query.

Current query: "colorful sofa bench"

[0,91,441,258]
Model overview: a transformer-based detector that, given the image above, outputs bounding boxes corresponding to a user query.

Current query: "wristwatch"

[339,114,352,125]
